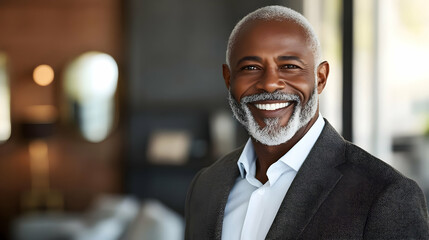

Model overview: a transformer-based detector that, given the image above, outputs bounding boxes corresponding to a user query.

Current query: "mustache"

[240,91,300,104]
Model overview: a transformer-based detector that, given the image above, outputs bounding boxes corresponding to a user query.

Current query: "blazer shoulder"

[361,161,429,238]
[340,142,429,238]
[342,141,407,184]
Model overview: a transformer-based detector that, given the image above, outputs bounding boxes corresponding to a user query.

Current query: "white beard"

[228,87,318,146]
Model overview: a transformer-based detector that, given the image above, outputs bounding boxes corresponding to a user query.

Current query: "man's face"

[223,19,326,146]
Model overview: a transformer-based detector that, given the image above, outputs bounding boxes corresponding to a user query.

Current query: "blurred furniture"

[13,195,138,240]
[123,200,184,240]
[13,195,184,240]
[126,110,213,215]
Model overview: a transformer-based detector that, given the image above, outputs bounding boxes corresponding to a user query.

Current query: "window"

[354,0,429,181]
[304,0,343,133]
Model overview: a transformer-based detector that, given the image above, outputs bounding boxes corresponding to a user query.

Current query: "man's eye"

[281,64,300,69]
[241,65,259,71]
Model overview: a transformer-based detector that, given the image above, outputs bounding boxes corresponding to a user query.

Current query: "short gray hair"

[225,5,321,68]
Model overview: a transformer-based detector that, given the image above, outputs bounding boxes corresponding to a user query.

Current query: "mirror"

[0,52,11,143]
[64,51,119,142]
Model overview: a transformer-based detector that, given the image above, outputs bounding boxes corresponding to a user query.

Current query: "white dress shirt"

[221,115,325,240]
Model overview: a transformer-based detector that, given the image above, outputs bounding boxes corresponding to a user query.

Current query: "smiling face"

[223,19,328,146]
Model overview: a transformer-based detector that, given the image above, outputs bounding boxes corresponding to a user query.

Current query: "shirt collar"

[237,138,256,178]
[278,115,325,171]
[237,115,325,184]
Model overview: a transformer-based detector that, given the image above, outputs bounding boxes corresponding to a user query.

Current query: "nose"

[256,67,285,93]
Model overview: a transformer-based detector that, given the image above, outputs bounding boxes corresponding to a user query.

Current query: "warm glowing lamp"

[33,64,54,86]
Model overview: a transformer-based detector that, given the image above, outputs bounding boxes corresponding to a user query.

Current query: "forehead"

[230,19,314,65]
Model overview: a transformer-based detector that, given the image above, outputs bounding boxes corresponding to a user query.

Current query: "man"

[185,5,429,239]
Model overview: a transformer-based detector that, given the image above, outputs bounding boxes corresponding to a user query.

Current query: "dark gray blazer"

[185,121,429,239]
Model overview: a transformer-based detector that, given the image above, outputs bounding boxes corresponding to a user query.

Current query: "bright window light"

[0,52,11,143]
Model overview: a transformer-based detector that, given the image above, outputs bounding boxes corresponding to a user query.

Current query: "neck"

[252,113,319,183]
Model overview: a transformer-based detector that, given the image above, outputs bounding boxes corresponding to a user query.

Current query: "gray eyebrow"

[277,56,305,65]
[235,56,262,67]
[235,55,306,68]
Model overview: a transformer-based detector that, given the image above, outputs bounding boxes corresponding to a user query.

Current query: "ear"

[222,64,231,89]
[316,61,329,94]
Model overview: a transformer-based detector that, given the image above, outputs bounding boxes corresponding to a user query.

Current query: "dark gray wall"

[127,0,301,110]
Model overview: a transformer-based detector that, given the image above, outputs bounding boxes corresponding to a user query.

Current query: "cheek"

[272,82,310,106]
[288,75,316,103]
[301,82,315,99]
[230,77,256,102]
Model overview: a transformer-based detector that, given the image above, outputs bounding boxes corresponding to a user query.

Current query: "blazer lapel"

[266,121,346,239]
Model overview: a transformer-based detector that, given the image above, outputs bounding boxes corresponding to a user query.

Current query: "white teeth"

[254,102,291,111]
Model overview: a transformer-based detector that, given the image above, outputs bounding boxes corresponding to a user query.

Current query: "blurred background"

[0,0,428,239]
